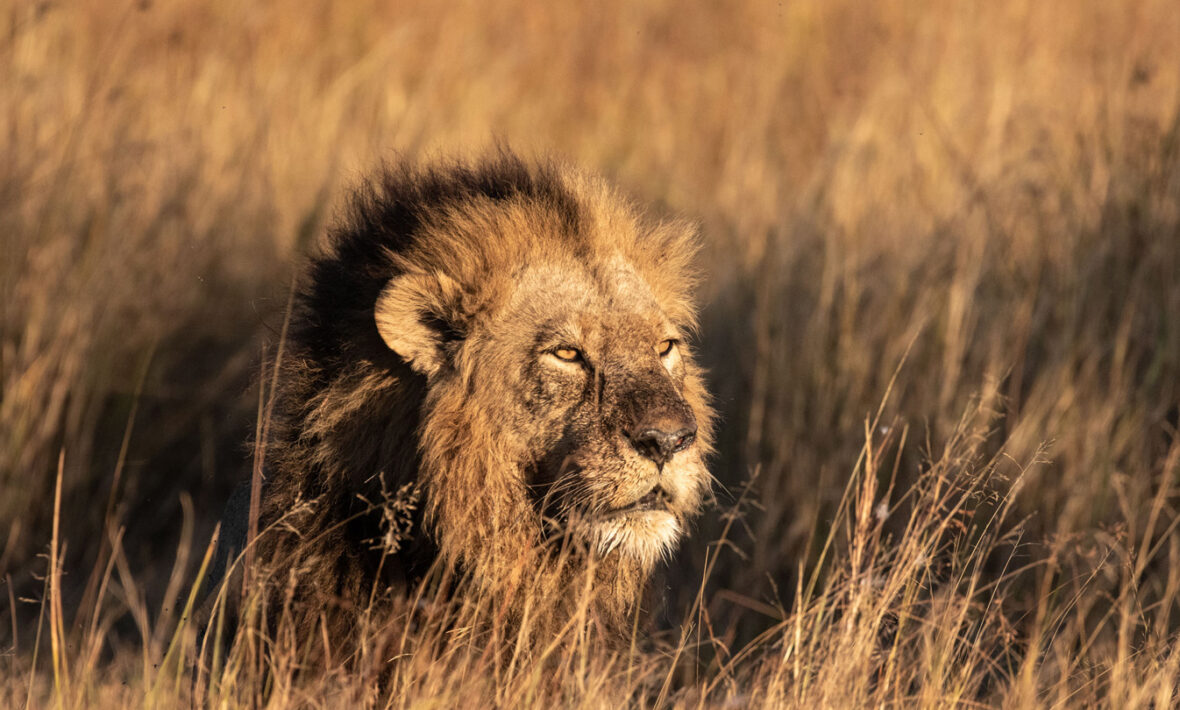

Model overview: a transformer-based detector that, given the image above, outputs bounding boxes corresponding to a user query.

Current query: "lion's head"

[262,152,713,635]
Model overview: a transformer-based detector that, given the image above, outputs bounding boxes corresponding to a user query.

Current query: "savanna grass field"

[4,0,1180,706]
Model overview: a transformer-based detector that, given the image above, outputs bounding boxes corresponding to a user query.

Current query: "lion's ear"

[375,272,465,378]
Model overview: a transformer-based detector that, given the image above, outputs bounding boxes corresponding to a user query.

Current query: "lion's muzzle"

[626,420,696,470]
[619,373,699,472]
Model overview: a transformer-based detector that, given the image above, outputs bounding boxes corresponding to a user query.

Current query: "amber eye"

[553,347,583,362]
[657,339,676,357]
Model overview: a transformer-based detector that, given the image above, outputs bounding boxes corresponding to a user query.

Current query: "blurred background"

[2,0,1179,680]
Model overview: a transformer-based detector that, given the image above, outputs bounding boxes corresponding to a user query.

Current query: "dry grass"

[3,0,1180,706]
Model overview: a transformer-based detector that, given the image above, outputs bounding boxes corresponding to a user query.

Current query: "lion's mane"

[251,151,713,647]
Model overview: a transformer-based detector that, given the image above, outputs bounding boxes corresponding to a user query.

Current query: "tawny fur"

[253,151,714,651]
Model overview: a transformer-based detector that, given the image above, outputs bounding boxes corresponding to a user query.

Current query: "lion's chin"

[591,510,681,569]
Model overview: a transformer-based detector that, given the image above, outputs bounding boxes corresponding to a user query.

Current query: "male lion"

[246,151,714,648]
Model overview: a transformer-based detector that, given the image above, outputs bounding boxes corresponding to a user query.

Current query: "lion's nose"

[628,421,696,469]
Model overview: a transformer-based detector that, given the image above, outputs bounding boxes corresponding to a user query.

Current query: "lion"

[241,151,714,651]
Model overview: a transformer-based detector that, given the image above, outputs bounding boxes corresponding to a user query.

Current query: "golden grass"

[3,0,1180,706]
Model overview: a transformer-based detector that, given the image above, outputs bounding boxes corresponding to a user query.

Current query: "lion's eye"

[553,347,583,362]
[657,339,676,357]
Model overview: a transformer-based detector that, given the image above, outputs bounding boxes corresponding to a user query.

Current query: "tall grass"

[2,0,1179,706]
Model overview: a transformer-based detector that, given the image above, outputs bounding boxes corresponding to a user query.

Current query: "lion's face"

[473,263,710,568]
[377,255,711,571]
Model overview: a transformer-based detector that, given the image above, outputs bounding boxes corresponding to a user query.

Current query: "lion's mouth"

[607,485,672,517]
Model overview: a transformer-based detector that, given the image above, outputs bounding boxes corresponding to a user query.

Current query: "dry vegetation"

[3,0,1180,706]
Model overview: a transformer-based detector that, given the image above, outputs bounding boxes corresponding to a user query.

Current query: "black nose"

[628,423,697,468]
